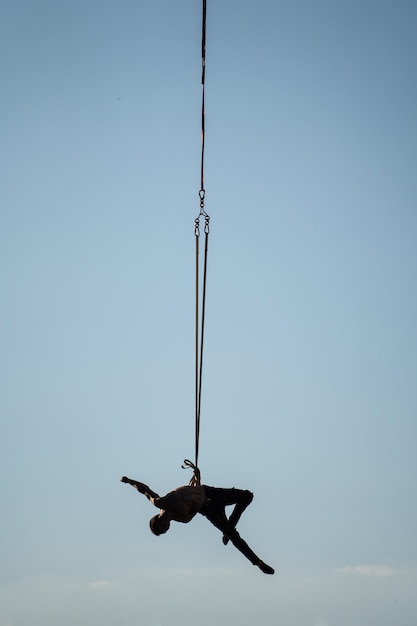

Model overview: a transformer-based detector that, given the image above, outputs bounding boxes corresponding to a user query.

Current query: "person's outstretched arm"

[120,476,159,502]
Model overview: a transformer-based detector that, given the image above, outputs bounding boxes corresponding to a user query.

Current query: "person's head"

[149,514,170,536]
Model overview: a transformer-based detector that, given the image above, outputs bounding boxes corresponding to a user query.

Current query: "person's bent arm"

[120,476,159,501]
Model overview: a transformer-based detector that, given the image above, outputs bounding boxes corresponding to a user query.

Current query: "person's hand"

[120,476,129,483]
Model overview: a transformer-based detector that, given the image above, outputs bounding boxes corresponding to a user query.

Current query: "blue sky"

[1,0,416,624]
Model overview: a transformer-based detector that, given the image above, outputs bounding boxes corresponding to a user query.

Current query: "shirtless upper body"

[153,485,206,522]
[120,477,206,523]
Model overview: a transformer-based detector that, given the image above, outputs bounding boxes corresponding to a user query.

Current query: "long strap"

[200,0,206,192]
[194,219,209,469]
[193,0,209,472]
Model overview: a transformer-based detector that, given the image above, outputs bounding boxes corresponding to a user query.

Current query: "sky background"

[1,0,416,624]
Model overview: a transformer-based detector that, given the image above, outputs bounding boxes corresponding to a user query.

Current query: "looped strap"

[182,459,201,486]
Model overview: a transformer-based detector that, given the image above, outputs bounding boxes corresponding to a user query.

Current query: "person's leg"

[200,489,274,574]
[224,489,253,544]
[201,508,274,574]
[206,487,253,545]
[204,486,252,509]
[225,526,274,574]
[228,489,253,528]
[203,487,253,537]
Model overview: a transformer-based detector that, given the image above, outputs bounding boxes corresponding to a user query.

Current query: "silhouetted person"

[120,474,274,574]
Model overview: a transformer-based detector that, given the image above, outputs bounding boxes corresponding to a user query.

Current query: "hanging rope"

[200,0,207,196]
[189,0,209,482]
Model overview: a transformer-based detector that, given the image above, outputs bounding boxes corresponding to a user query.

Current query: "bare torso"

[151,485,207,523]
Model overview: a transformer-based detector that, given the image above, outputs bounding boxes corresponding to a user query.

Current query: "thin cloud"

[336,565,396,577]
[89,579,117,589]
[175,568,193,576]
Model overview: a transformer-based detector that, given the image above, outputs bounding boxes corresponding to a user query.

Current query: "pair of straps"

[193,0,209,473]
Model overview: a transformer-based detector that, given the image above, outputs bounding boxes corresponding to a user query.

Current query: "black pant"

[198,486,261,566]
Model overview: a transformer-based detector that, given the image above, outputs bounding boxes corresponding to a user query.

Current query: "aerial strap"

[182,459,201,486]
[185,0,209,485]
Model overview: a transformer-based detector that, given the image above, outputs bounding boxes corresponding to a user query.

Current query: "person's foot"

[222,535,229,545]
[257,560,275,575]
